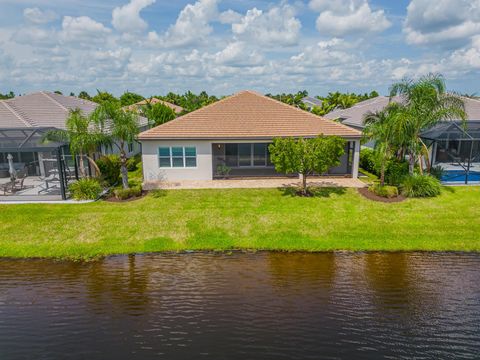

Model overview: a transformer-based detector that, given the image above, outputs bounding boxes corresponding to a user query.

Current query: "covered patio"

[0,128,73,201]
[422,121,480,184]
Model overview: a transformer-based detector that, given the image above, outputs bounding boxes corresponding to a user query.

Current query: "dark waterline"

[1,252,479,359]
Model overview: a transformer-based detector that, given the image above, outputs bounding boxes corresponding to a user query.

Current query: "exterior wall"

[140,137,362,181]
[142,140,213,181]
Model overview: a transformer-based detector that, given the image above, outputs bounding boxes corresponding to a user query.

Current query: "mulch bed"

[103,191,148,203]
[358,188,406,203]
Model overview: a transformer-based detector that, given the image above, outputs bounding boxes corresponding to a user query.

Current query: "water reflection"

[0,252,479,360]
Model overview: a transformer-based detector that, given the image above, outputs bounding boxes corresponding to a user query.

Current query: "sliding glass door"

[224,143,272,167]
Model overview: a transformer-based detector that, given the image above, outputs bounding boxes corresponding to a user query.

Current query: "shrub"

[368,184,399,198]
[69,178,102,200]
[401,174,441,198]
[114,185,142,200]
[384,159,409,186]
[430,165,445,180]
[360,148,376,174]
[126,154,141,172]
[96,155,121,186]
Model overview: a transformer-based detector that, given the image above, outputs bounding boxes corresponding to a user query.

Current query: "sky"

[0,0,479,97]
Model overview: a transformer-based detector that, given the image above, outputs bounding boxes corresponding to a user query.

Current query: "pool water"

[441,170,480,183]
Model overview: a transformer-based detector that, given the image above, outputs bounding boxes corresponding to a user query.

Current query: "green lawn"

[0,186,479,259]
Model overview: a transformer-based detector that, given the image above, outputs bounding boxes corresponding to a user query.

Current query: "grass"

[0,186,479,259]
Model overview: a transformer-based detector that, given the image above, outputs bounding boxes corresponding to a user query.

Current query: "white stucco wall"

[141,140,213,181]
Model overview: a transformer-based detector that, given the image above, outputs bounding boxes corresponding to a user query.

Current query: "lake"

[1,252,479,359]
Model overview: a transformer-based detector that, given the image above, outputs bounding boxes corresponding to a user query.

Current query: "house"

[301,96,323,110]
[326,95,480,183]
[325,96,401,130]
[138,91,362,184]
[125,98,184,114]
[0,92,148,199]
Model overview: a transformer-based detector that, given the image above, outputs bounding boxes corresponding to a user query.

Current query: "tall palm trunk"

[380,161,386,186]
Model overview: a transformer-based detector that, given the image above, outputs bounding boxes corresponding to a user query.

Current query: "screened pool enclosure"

[0,128,86,200]
[422,121,480,184]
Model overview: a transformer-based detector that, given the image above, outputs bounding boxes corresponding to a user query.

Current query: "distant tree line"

[267,90,379,116]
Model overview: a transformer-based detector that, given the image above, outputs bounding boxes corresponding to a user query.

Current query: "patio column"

[352,140,360,179]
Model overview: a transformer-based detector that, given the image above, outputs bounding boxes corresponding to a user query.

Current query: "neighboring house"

[325,96,402,131]
[301,96,323,110]
[138,91,362,183]
[0,91,148,178]
[326,96,480,180]
[126,98,184,114]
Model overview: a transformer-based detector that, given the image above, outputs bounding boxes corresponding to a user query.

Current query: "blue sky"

[0,0,479,96]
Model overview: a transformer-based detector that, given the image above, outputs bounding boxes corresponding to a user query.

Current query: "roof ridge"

[40,91,69,112]
[0,100,33,127]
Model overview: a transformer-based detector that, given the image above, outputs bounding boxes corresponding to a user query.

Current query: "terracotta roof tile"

[139,91,361,140]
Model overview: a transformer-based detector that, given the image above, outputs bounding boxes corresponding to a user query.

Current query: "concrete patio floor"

[144,177,366,190]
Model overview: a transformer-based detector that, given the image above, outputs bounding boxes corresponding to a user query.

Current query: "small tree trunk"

[418,155,424,175]
[409,151,415,175]
[78,151,86,178]
[120,148,129,189]
[380,161,386,187]
[302,172,307,195]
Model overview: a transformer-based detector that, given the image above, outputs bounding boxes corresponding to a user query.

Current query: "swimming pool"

[441,170,480,183]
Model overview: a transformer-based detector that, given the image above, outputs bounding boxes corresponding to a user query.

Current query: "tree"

[363,104,401,186]
[142,102,176,127]
[43,109,105,178]
[120,92,144,106]
[78,91,92,101]
[92,91,119,105]
[92,102,140,189]
[269,136,346,195]
[390,73,466,174]
[0,91,14,99]
[54,90,63,95]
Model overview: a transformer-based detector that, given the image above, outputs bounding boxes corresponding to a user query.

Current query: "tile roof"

[125,98,184,114]
[326,96,480,129]
[139,91,361,140]
[0,91,148,130]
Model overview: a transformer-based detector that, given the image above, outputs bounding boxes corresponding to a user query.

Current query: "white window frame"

[158,146,197,168]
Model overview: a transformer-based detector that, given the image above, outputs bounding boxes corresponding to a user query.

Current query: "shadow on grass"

[279,186,347,198]
[442,186,456,194]
[150,189,168,198]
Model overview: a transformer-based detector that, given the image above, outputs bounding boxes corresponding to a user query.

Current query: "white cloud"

[23,7,57,24]
[230,4,301,46]
[309,0,391,36]
[60,16,111,42]
[112,0,156,33]
[212,41,264,66]
[404,0,480,46]
[161,0,220,47]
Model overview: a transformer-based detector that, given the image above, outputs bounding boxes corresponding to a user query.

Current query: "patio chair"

[1,181,14,195]
[13,175,26,193]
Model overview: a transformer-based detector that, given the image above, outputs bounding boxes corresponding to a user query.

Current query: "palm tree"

[363,104,400,186]
[389,73,466,174]
[92,101,140,189]
[43,108,104,178]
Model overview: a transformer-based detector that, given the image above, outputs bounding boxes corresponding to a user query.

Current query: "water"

[0,252,479,359]
[441,170,480,183]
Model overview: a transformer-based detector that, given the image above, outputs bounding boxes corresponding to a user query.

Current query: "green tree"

[92,102,140,189]
[363,104,401,186]
[142,101,176,127]
[269,136,346,195]
[390,73,466,174]
[78,91,92,101]
[0,91,14,99]
[43,109,105,178]
[92,91,119,105]
[120,92,144,106]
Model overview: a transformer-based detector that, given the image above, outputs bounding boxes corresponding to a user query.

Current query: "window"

[159,146,197,168]
[127,142,134,153]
